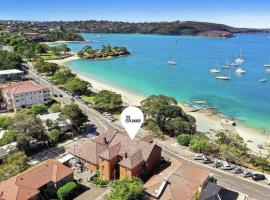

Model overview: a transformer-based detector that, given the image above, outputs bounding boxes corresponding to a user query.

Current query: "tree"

[36,43,49,54]
[141,95,196,136]
[0,50,23,70]
[52,68,75,84]
[0,116,13,129]
[50,103,62,113]
[31,104,48,115]
[177,134,192,146]
[189,133,218,156]
[60,104,88,134]
[64,77,89,95]
[11,109,48,150]
[105,177,144,200]
[0,151,29,181]
[57,181,77,200]
[0,130,17,146]
[94,90,123,112]
[34,59,60,75]
[49,129,62,142]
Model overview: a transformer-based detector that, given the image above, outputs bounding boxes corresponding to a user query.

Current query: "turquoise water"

[65,33,270,132]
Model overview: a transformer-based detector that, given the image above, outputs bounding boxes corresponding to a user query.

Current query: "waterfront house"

[0,159,74,200]
[0,69,24,82]
[68,132,162,181]
[1,81,51,111]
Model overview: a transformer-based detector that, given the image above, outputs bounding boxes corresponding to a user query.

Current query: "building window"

[102,166,104,170]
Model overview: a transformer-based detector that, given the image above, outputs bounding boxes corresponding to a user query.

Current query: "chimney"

[103,137,108,145]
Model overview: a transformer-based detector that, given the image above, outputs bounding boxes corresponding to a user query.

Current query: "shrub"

[31,104,48,115]
[177,134,192,146]
[0,116,13,129]
[57,181,77,200]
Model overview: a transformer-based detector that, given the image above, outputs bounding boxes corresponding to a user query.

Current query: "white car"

[193,154,204,160]
[265,175,270,185]
[221,162,234,170]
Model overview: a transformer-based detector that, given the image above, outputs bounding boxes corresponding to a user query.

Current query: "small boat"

[96,35,100,38]
[210,68,220,73]
[216,76,231,80]
[266,68,270,73]
[167,61,177,65]
[222,59,231,69]
[230,62,239,67]
[234,49,245,64]
[264,57,270,67]
[259,78,268,83]
[167,40,178,65]
[235,68,246,74]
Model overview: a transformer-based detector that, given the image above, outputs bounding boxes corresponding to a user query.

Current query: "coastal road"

[25,64,270,200]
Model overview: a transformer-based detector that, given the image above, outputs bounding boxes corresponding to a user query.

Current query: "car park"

[252,173,265,181]
[193,154,204,160]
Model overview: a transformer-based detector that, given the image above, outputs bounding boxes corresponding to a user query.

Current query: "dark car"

[58,94,63,97]
[252,173,265,181]
[202,157,213,164]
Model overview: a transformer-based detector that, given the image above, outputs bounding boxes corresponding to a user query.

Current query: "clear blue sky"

[1,0,270,28]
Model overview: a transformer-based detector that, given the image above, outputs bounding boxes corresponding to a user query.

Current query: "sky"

[0,0,270,28]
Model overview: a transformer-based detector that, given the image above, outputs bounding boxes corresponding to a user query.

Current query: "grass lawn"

[81,95,95,104]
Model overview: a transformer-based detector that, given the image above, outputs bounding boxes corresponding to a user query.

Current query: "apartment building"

[68,132,162,181]
[1,81,51,111]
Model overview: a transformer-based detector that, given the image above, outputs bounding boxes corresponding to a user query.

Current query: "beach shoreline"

[49,51,270,156]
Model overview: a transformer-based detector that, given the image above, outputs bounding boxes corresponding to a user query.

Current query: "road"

[25,64,270,200]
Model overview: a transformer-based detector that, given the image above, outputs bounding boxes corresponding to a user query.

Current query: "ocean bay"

[66,33,270,132]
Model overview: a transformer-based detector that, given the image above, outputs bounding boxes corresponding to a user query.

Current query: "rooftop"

[68,132,161,170]
[0,69,24,75]
[2,81,48,95]
[144,158,211,200]
[0,159,73,200]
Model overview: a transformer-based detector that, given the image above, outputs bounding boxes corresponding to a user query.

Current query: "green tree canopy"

[60,104,88,134]
[105,177,144,200]
[141,95,196,136]
[31,103,48,115]
[64,77,89,95]
[177,134,192,146]
[57,181,77,200]
[0,50,23,70]
[34,59,60,75]
[52,68,75,84]
[94,90,123,112]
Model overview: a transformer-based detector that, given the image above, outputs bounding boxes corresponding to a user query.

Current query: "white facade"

[10,89,50,110]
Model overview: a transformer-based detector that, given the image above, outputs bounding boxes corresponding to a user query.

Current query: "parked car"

[233,166,243,174]
[88,104,93,108]
[221,162,234,170]
[202,156,213,164]
[74,95,81,100]
[193,154,204,160]
[242,170,253,178]
[212,160,223,168]
[58,94,63,97]
[252,173,265,181]
[265,175,270,185]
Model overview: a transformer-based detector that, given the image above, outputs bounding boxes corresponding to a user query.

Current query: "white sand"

[47,55,80,66]
[49,57,270,155]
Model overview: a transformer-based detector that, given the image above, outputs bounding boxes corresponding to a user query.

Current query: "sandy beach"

[49,55,270,156]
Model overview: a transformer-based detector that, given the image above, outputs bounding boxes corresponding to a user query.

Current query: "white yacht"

[167,40,177,65]
[234,49,245,64]
[259,78,268,83]
[235,68,246,74]
[230,62,239,67]
[210,68,220,73]
[216,76,231,80]
[264,57,270,67]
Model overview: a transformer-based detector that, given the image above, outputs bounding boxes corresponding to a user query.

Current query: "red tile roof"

[144,158,211,200]
[2,81,48,95]
[119,150,144,169]
[73,132,161,170]
[0,159,73,200]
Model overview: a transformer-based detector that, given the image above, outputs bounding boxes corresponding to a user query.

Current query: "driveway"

[74,182,108,200]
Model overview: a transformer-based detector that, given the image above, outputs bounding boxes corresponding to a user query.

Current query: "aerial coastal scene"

[0,1,270,200]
